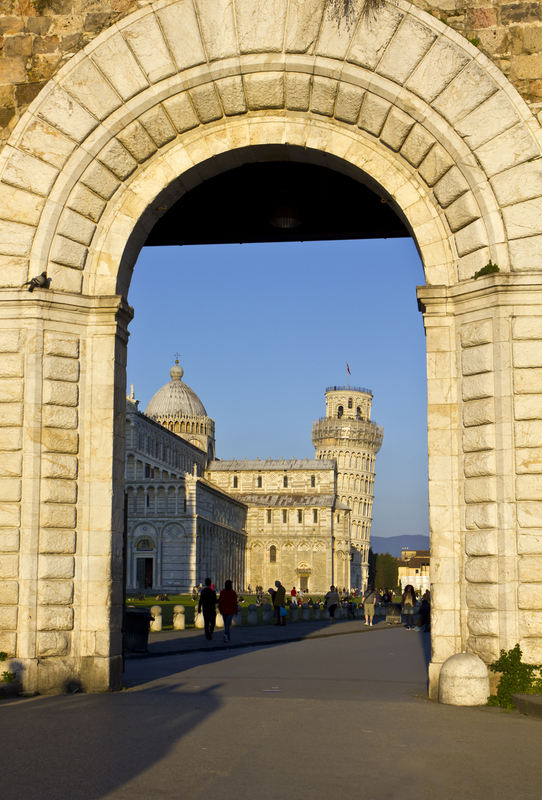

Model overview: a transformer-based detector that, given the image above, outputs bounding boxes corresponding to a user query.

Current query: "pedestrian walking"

[325,585,340,623]
[273,580,287,626]
[218,580,238,642]
[362,585,377,626]
[198,578,218,641]
[402,584,417,630]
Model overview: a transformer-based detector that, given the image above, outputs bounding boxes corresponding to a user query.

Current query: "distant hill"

[370,535,430,558]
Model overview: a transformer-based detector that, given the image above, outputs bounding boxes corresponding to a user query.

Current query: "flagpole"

[346,362,349,388]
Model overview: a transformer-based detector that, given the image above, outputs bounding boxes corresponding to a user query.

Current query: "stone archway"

[0,0,541,695]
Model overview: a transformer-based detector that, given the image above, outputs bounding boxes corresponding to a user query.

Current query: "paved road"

[3,627,542,800]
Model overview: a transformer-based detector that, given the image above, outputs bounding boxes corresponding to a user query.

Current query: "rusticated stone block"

[464,476,496,504]
[37,631,70,656]
[0,331,21,353]
[462,344,493,376]
[311,76,337,117]
[0,605,17,630]
[0,632,16,656]
[37,606,73,631]
[215,77,247,116]
[358,93,390,137]
[466,636,499,663]
[465,556,498,583]
[0,479,21,503]
[0,581,18,605]
[40,503,76,529]
[57,210,96,248]
[445,192,480,233]
[334,83,364,125]
[0,354,23,379]
[466,503,497,530]
[464,451,496,478]
[433,166,469,209]
[42,428,78,454]
[162,94,199,134]
[43,356,79,383]
[514,396,542,421]
[189,84,223,122]
[463,399,495,427]
[518,556,542,582]
[39,530,76,554]
[520,611,542,637]
[465,530,497,557]
[518,583,542,608]
[38,580,74,606]
[518,502,542,528]
[0,404,23,427]
[0,454,22,477]
[513,318,542,341]
[513,342,542,369]
[0,504,20,527]
[376,16,436,85]
[80,160,120,202]
[42,453,77,481]
[0,379,23,403]
[418,144,454,187]
[461,319,493,349]
[68,183,106,223]
[380,107,415,152]
[43,380,78,407]
[0,529,19,552]
[517,532,542,555]
[400,124,435,168]
[462,373,494,402]
[517,474,542,500]
[466,583,499,609]
[467,610,499,636]
[520,638,542,663]
[139,105,176,148]
[38,554,74,580]
[514,368,542,394]
[515,420,542,448]
[50,236,88,270]
[97,138,138,181]
[42,406,78,430]
[41,478,77,505]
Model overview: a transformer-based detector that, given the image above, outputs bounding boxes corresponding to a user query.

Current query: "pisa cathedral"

[126,359,383,594]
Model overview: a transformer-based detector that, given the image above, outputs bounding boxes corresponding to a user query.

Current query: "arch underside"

[0,0,541,696]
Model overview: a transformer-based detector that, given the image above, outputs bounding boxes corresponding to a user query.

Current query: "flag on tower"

[346,363,351,375]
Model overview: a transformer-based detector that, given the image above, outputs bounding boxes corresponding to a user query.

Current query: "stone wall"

[2,0,542,154]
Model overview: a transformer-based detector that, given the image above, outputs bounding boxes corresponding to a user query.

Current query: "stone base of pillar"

[14,655,123,695]
[428,661,443,700]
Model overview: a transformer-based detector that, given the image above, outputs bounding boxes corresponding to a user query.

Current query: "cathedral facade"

[125,362,382,594]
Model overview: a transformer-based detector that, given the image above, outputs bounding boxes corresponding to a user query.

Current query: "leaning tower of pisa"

[312,386,384,591]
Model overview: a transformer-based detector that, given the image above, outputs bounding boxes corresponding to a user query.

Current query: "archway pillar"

[0,291,131,693]
[419,274,542,698]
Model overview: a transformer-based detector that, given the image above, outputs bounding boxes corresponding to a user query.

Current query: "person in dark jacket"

[218,580,238,642]
[198,577,217,641]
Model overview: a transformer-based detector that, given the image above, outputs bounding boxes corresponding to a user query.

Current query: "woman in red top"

[218,580,238,643]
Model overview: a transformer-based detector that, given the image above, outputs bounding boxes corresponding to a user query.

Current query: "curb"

[125,621,398,660]
[512,693,542,720]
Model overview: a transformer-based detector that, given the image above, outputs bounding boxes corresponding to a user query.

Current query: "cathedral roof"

[145,360,208,419]
[208,459,336,471]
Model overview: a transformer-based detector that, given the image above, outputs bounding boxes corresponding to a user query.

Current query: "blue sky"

[127,238,429,539]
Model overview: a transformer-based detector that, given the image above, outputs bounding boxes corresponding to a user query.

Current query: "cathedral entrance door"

[299,576,309,592]
[137,558,154,590]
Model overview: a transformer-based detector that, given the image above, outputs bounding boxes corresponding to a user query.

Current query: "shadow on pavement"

[2,682,224,800]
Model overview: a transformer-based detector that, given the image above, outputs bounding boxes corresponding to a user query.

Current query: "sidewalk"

[128,614,406,658]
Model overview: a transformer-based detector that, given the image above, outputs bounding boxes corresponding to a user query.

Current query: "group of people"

[197,578,239,642]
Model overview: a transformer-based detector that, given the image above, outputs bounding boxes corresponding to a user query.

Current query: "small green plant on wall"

[473,259,500,280]
[487,644,542,710]
[0,651,16,684]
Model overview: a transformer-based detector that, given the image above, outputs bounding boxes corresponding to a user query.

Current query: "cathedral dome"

[145,361,207,418]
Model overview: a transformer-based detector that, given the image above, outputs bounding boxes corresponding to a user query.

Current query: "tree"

[373,552,399,590]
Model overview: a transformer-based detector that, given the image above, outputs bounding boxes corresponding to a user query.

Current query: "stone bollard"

[439,653,490,706]
[262,602,273,624]
[322,607,330,619]
[232,609,242,627]
[335,606,341,619]
[289,605,298,622]
[215,611,224,628]
[247,603,258,625]
[194,610,204,629]
[312,604,321,620]
[301,603,310,621]
[173,605,185,630]
[150,605,162,632]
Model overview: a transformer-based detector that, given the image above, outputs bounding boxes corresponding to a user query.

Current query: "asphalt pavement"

[2,622,542,800]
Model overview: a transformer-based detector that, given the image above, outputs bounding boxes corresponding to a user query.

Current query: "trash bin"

[386,603,402,625]
[124,607,153,652]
